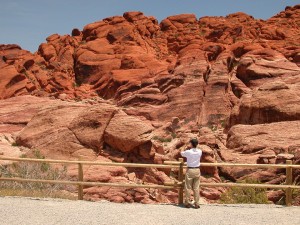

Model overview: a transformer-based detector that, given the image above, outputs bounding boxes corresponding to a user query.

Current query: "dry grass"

[0,188,76,200]
[220,178,270,204]
[0,150,77,200]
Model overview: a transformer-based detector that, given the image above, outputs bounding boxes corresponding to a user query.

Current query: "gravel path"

[0,197,299,225]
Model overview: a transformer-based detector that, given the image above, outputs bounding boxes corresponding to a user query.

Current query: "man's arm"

[181,148,188,157]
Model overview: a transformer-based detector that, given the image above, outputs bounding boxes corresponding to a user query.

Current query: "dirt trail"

[0,197,299,225]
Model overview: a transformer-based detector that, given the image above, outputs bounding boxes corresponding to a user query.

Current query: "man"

[181,138,202,208]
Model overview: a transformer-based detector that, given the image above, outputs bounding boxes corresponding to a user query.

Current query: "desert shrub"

[292,189,300,206]
[220,178,269,204]
[277,184,300,205]
[208,124,217,131]
[199,30,206,36]
[152,136,172,143]
[171,132,177,139]
[0,150,74,199]
[11,142,18,147]
[220,119,226,128]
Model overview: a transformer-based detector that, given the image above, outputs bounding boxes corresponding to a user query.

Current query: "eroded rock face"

[227,121,300,154]
[0,96,174,203]
[0,95,69,133]
[15,97,157,161]
[0,5,299,125]
[17,104,104,159]
[224,121,300,184]
[228,81,300,126]
[236,49,300,87]
[0,45,34,99]
[0,4,300,204]
[0,43,80,99]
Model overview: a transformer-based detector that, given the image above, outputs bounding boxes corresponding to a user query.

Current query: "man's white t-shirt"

[181,148,202,167]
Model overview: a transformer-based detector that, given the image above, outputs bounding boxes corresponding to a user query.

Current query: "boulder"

[276,153,294,164]
[104,111,154,152]
[68,104,117,150]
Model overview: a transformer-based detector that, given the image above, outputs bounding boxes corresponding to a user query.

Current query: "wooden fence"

[0,156,299,206]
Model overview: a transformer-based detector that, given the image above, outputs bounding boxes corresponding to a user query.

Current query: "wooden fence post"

[78,163,84,200]
[285,160,293,206]
[178,158,184,205]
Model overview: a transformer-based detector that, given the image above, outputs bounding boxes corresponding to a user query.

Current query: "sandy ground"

[0,197,299,225]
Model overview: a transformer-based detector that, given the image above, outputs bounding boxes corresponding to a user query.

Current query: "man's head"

[190,138,198,148]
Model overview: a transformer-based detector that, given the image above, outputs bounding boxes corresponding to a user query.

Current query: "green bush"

[220,178,269,204]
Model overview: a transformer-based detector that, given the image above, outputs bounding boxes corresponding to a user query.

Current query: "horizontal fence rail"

[0,177,176,189]
[164,161,300,169]
[1,156,300,168]
[0,156,299,206]
[0,157,178,168]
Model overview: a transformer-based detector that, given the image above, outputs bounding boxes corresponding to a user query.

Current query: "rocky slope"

[0,5,299,204]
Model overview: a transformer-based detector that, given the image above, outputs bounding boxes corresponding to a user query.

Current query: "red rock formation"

[0,4,300,204]
[227,121,300,154]
[0,95,174,203]
[228,81,300,126]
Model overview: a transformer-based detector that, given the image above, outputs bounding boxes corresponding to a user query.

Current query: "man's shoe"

[194,204,200,209]
[184,204,192,208]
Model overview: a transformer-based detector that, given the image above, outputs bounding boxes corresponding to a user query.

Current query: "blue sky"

[0,0,299,52]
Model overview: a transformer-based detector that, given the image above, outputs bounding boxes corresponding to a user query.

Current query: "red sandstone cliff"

[0,5,299,204]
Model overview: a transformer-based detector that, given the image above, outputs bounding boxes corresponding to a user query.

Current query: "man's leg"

[184,170,193,207]
[193,171,201,208]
